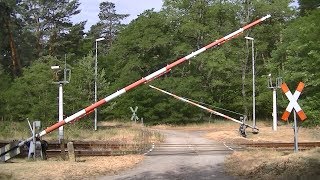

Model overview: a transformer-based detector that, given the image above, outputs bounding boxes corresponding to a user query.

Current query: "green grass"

[0,120,164,144]
[225,148,320,180]
[0,120,30,140]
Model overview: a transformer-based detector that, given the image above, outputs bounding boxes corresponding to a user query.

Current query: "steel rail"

[2,140,319,158]
[3,141,319,149]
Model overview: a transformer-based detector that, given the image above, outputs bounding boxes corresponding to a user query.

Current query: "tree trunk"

[4,13,21,76]
[36,16,42,57]
[49,28,58,56]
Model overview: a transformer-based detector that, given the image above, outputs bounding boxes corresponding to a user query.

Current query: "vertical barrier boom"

[5,15,271,156]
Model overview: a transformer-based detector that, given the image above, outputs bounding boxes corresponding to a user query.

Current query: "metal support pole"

[268,75,281,131]
[245,36,255,128]
[58,83,64,142]
[251,39,256,128]
[32,122,36,160]
[94,37,104,131]
[94,40,98,131]
[59,83,65,160]
[293,110,299,152]
[272,88,277,131]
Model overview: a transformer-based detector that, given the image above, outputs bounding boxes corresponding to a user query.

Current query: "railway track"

[0,140,151,158]
[1,141,320,158]
[150,142,320,152]
[150,142,320,148]
[240,142,320,148]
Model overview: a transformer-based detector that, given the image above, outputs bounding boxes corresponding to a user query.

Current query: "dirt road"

[99,129,235,180]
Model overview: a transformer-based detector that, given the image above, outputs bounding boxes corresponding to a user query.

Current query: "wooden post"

[60,139,66,160]
[67,142,76,162]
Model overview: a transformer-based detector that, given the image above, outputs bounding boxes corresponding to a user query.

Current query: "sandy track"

[99,129,235,180]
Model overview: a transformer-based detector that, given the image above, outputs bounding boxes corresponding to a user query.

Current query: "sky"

[72,0,164,32]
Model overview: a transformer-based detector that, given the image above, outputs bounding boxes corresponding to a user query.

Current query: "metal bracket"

[239,124,247,138]
[27,120,45,160]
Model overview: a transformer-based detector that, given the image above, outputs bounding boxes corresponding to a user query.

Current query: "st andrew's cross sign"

[281,82,307,121]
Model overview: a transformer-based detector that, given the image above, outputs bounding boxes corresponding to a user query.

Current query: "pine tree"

[87,1,129,54]
[0,1,22,76]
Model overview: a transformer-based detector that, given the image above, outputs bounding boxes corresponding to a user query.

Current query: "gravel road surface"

[99,129,236,180]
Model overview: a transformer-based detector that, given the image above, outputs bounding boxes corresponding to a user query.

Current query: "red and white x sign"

[281,82,307,121]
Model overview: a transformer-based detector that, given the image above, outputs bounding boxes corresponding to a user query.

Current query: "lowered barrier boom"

[1,15,270,161]
[149,85,258,131]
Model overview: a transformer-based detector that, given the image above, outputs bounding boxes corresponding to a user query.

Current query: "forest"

[0,0,319,127]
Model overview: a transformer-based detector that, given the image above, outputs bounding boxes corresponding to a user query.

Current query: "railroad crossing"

[0,15,271,162]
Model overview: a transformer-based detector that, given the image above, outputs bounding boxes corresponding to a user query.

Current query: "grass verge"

[0,121,163,180]
[225,148,320,180]
[0,155,144,180]
[0,120,164,143]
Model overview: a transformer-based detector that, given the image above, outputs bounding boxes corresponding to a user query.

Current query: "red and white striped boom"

[149,85,257,130]
[20,14,270,145]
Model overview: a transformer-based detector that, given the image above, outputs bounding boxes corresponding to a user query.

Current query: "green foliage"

[56,22,88,59]
[272,10,320,126]
[64,55,94,117]
[1,0,319,129]
[299,0,320,16]
[64,55,109,127]
[18,0,81,58]
[3,56,58,123]
[0,64,12,119]
[86,1,129,55]
[96,0,300,125]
